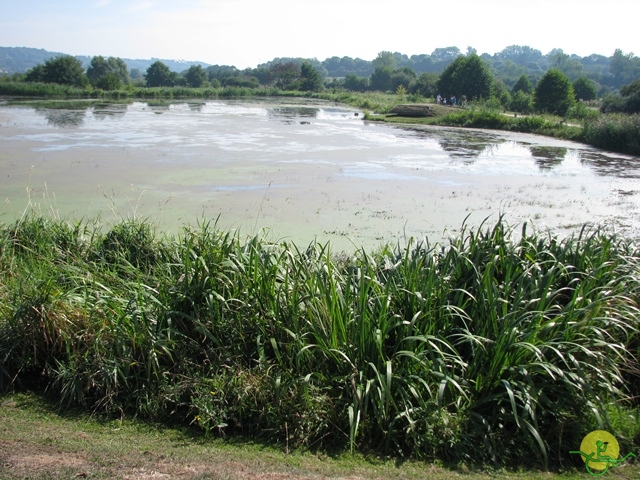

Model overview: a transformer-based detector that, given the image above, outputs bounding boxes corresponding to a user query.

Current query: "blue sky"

[1,0,637,68]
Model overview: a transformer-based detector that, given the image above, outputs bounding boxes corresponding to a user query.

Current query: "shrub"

[509,91,533,114]
[584,113,640,155]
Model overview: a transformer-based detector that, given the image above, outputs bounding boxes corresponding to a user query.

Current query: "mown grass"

[1,215,639,471]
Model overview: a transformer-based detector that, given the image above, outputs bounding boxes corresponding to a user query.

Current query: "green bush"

[509,91,533,114]
[584,113,640,155]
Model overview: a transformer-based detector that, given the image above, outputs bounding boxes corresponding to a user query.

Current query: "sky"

[1,0,637,69]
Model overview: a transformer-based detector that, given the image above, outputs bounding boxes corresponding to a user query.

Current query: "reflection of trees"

[146,102,171,114]
[268,106,319,123]
[37,108,87,128]
[92,103,128,121]
[188,102,206,112]
[436,134,495,160]
[529,146,567,170]
[579,151,640,178]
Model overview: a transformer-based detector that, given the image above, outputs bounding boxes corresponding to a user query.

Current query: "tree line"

[8,49,640,118]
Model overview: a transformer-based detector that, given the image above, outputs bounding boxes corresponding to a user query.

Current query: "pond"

[1,98,639,250]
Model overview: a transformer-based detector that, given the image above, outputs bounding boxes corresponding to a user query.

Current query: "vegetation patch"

[1,215,639,470]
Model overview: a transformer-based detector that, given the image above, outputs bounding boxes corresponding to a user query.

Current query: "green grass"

[370,105,586,143]
[1,215,639,471]
[3,392,614,479]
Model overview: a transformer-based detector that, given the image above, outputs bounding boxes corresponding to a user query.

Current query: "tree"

[145,61,175,87]
[390,67,416,93]
[436,54,493,100]
[411,72,438,97]
[431,47,462,63]
[344,73,369,92]
[87,56,129,90]
[609,49,640,87]
[369,66,393,92]
[223,76,259,88]
[601,79,640,114]
[184,65,207,87]
[34,55,88,87]
[372,51,396,70]
[572,76,597,101]
[509,91,533,114]
[548,49,584,80]
[24,64,45,82]
[130,68,143,81]
[533,69,575,116]
[269,62,300,90]
[512,74,533,94]
[299,61,323,92]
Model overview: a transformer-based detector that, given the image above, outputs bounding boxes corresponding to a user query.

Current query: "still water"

[1,98,639,249]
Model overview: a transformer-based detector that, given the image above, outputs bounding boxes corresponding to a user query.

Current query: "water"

[1,98,639,249]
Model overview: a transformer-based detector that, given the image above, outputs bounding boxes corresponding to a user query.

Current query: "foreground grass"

[1,215,639,472]
[0,392,625,479]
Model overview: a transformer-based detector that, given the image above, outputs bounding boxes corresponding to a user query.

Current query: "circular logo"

[579,430,620,471]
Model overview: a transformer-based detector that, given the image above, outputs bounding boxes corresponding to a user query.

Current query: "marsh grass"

[0,215,639,469]
[377,105,586,143]
[584,113,640,155]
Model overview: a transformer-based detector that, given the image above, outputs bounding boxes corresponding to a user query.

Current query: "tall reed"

[0,215,638,467]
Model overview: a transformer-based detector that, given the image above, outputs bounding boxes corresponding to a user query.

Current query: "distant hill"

[2,45,636,92]
[0,46,211,74]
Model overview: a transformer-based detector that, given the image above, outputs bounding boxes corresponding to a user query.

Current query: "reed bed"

[0,215,638,468]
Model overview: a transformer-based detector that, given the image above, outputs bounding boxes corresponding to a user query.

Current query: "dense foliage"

[437,54,494,100]
[24,55,88,88]
[584,113,640,155]
[145,60,177,87]
[534,69,575,116]
[86,55,130,90]
[1,216,638,468]
[601,79,640,114]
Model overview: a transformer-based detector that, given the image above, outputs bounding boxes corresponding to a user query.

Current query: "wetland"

[1,97,639,249]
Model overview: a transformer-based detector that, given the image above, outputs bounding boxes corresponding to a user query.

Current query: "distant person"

[436,94,442,104]
[451,95,457,106]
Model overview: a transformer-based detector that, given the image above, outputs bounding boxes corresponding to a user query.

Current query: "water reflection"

[148,103,171,114]
[579,151,640,178]
[529,146,567,170]
[187,102,206,112]
[14,100,640,183]
[268,106,319,124]
[92,103,128,121]
[36,107,87,128]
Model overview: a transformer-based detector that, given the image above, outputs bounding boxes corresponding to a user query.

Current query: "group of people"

[436,94,456,106]
[435,94,467,107]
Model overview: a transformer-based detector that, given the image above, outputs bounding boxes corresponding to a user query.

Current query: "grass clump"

[1,215,639,470]
[584,113,640,155]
